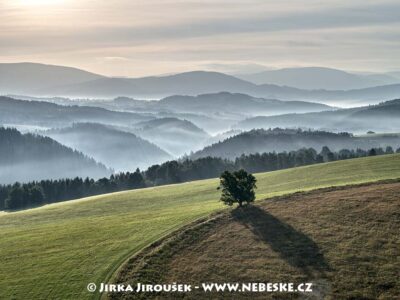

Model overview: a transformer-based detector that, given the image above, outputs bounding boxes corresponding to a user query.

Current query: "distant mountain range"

[235,99,400,134]
[387,71,400,79]
[43,123,171,171]
[98,92,330,118]
[1,63,400,105]
[237,67,399,90]
[0,127,110,184]
[39,70,259,98]
[37,72,400,104]
[10,92,331,134]
[192,128,400,160]
[0,62,103,94]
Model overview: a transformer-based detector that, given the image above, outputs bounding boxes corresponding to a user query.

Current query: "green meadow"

[1,154,400,299]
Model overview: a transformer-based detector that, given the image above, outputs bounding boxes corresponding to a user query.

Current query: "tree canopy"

[219,169,257,207]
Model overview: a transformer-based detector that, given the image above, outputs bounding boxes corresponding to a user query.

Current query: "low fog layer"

[131,118,210,157]
[0,127,110,184]
[43,123,172,171]
[1,88,400,186]
[235,99,400,134]
[2,93,332,135]
[0,96,153,129]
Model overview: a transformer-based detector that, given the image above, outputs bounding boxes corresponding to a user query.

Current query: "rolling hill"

[132,117,210,156]
[116,181,400,299]
[192,128,400,160]
[7,96,241,134]
[46,73,400,105]
[0,96,153,129]
[40,70,400,104]
[40,71,258,98]
[156,92,331,116]
[0,62,103,94]
[1,93,331,135]
[2,63,400,105]
[44,123,172,171]
[254,83,400,106]
[0,127,110,184]
[235,99,400,134]
[238,67,399,89]
[155,111,231,135]
[1,154,400,299]
[49,93,331,133]
[94,92,331,117]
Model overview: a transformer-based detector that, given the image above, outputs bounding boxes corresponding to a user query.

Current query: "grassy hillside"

[117,181,400,299]
[1,154,400,299]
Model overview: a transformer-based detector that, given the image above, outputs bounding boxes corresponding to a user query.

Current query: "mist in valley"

[42,123,172,172]
[0,127,110,184]
[1,64,400,188]
[235,99,400,135]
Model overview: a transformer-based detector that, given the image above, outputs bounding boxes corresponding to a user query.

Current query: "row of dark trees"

[0,170,145,210]
[1,146,398,210]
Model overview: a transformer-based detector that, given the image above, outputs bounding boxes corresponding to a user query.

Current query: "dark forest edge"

[1,146,398,211]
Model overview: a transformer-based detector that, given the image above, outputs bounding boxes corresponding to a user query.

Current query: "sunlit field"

[1,154,400,299]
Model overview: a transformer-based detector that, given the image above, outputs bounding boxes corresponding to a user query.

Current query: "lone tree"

[218,169,257,207]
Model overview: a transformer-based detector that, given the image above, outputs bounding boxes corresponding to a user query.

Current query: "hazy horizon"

[1,0,400,77]
[3,61,398,79]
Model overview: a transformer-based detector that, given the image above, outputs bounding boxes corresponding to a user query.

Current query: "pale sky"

[1,0,400,77]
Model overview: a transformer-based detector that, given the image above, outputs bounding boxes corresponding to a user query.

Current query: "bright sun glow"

[16,0,65,6]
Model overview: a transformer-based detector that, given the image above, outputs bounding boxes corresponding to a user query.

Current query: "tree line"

[1,146,398,210]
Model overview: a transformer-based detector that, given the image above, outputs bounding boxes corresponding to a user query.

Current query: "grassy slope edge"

[112,180,400,299]
[0,154,400,299]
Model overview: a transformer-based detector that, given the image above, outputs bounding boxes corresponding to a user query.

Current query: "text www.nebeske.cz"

[90,282,313,293]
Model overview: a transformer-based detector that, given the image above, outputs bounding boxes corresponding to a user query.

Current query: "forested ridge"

[0,127,110,184]
[192,128,400,159]
[1,145,397,210]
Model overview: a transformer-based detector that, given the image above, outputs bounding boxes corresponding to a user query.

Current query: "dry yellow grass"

[113,181,400,299]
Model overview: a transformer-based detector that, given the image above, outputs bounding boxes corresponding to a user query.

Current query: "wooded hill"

[0,127,110,184]
[193,128,400,160]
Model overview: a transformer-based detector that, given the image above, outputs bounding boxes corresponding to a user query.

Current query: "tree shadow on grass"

[231,205,331,277]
